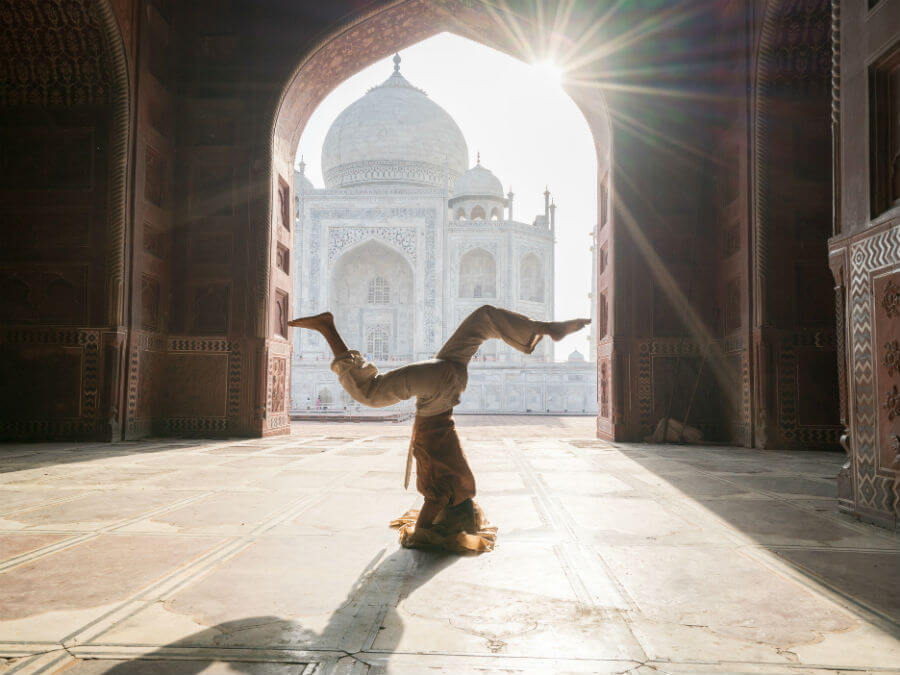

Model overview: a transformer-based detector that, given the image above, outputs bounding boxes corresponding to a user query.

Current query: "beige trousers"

[331,305,545,416]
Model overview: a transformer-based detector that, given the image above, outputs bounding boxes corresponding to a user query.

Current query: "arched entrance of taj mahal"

[269,0,616,435]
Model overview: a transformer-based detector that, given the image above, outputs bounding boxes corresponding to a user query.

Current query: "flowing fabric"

[390,506,498,554]
[409,411,476,505]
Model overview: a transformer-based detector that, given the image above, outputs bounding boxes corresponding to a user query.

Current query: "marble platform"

[1,417,898,674]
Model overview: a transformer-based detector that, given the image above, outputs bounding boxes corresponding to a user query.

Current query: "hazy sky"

[296,32,597,360]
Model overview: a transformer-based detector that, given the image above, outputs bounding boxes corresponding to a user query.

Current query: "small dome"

[321,54,468,189]
[453,161,504,199]
[567,349,586,362]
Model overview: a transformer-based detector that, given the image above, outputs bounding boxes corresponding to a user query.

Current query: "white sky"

[296,32,597,360]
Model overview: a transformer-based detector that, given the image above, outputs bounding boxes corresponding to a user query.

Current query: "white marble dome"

[453,161,505,198]
[322,55,468,189]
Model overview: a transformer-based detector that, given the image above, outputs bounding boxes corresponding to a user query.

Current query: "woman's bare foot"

[287,311,348,357]
[288,312,334,331]
[545,318,591,341]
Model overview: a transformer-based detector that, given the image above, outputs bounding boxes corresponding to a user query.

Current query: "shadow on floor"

[69,547,458,673]
[617,443,900,632]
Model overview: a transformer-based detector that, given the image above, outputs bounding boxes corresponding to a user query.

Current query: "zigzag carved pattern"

[850,224,900,513]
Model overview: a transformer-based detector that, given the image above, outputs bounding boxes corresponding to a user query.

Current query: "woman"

[289,305,590,553]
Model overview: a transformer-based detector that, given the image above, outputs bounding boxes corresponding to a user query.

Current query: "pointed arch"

[459,247,496,298]
[519,253,544,302]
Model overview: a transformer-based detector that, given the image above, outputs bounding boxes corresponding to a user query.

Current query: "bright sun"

[533,60,563,86]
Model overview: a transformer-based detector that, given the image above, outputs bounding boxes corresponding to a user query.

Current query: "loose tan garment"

[330,305,545,553]
[409,411,475,505]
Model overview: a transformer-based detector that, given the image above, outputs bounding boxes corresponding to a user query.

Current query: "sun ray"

[611,180,735,392]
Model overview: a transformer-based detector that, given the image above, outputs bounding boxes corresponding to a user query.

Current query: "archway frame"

[266,0,614,432]
[95,0,132,329]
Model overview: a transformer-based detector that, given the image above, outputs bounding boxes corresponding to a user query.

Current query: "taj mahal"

[291,55,597,415]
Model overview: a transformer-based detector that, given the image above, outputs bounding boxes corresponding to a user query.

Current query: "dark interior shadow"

[86,546,459,673]
[615,443,900,634]
[0,438,248,475]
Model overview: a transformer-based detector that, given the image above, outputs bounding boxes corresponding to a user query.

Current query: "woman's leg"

[436,305,590,365]
[288,312,347,357]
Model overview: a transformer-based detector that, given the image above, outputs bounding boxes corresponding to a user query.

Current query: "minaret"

[544,186,550,223]
[549,199,556,232]
[507,187,514,221]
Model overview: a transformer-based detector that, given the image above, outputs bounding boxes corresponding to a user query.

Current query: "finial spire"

[476,151,480,165]
[393,53,401,72]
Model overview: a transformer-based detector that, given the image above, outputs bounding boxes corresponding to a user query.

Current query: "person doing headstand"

[289,305,590,553]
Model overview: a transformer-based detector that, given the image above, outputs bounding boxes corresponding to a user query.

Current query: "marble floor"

[1,417,899,674]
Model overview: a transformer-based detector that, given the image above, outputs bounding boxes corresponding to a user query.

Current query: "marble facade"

[290,58,596,416]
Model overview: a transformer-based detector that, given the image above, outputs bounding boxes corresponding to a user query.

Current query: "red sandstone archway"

[266,0,614,436]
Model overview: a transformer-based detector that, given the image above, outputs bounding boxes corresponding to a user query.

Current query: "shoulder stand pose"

[289,305,590,553]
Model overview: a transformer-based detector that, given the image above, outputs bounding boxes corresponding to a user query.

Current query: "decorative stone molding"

[0,327,101,439]
[328,226,417,264]
[849,224,900,518]
[307,206,438,351]
[831,0,841,234]
[885,339,900,377]
[886,385,900,422]
[325,159,459,190]
[883,279,900,318]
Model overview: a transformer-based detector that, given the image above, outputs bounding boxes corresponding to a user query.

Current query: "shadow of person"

[94,545,460,674]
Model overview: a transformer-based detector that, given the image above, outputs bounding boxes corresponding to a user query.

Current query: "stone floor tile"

[0,532,71,561]
[597,544,856,645]
[129,492,302,534]
[268,446,331,456]
[626,618,795,664]
[154,532,402,651]
[350,471,409,492]
[629,471,753,498]
[2,491,198,530]
[0,534,220,641]
[560,495,724,545]
[725,475,838,497]
[790,621,900,670]
[535,471,633,495]
[467,470,527,493]
[271,491,417,534]
[203,445,273,455]
[247,470,345,492]
[0,488,89,514]
[148,468,264,490]
[476,494,545,533]
[373,541,644,660]
[696,497,894,548]
[771,547,900,621]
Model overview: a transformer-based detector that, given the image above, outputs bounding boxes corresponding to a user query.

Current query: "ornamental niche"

[885,339,900,377]
[883,279,900,318]
[886,384,900,422]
